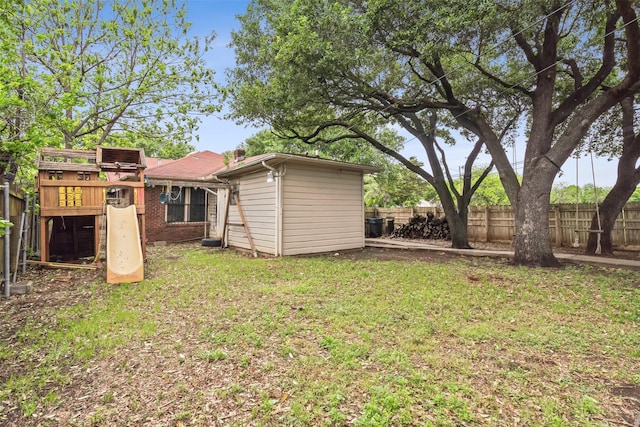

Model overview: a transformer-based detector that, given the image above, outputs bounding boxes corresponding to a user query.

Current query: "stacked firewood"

[390,213,451,240]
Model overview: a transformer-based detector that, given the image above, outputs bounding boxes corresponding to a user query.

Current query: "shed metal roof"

[214,153,381,179]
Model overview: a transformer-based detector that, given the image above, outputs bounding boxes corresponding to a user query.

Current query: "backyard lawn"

[1,243,639,426]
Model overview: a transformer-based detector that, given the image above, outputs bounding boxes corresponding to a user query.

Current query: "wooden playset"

[36,146,147,267]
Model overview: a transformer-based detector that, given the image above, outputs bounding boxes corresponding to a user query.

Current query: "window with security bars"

[166,187,206,223]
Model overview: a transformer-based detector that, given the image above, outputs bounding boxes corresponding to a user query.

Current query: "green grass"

[1,244,639,425]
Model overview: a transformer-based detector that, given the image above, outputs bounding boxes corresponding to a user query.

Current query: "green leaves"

[0,218,14,237]
[365,159,438,207]
[1,0,220,178]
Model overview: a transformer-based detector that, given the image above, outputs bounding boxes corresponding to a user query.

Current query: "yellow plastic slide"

[106,204,144,284]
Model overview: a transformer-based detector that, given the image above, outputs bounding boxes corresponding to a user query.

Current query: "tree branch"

[551,9,619,127]
[561,58,583,90]
[617,0,640,78]
[433,139,460,198]
[512,29,540,71]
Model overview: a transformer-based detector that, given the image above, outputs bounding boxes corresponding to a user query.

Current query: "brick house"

[143,150,228,243]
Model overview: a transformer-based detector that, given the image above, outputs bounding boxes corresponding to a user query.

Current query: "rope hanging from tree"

[589,151,603,255]
[572,152,603,254]
[573,155,580,248]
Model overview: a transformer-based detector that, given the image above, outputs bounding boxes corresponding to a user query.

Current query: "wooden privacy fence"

[0,183,28,274]
[366,203,640,249]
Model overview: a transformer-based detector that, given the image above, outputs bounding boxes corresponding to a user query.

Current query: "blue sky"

[185,0,258,154]
[184,0,617,188]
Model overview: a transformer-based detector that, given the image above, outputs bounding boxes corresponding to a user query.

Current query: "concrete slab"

[555,253,640,270]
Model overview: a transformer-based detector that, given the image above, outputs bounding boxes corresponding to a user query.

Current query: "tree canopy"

[0,0,47,181]
[364,159,438,207]
[1,0,218,183]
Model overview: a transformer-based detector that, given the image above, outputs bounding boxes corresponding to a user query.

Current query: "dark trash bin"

[386,217,395,235]
[366,217,383,238]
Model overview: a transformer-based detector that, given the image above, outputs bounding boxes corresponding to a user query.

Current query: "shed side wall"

[282,164,365,255]
[225,172,277,255]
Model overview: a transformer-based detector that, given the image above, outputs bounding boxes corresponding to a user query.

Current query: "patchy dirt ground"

[1,265,104,345]
[1,242,639,426]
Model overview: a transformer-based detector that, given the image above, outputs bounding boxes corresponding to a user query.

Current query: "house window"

[189,188,206,222]
[166,187,206,223]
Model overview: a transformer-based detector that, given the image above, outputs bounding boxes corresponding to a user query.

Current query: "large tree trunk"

[432,180,472,249]
[513,169,561,267]
[446,204,472,249]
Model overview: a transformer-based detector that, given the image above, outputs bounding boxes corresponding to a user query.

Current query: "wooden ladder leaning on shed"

[220,187,258,257]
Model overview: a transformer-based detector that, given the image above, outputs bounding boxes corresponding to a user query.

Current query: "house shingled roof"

[145,150,226,181]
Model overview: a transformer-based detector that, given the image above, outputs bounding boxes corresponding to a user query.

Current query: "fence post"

[554,205,562,248]
[622,208,628,247]
[484,206,490,242]
[3,182,10,298]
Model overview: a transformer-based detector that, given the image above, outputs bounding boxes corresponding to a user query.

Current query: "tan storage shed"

[214,153,380,256]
